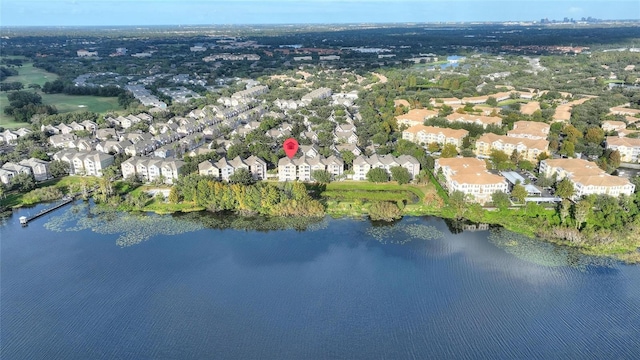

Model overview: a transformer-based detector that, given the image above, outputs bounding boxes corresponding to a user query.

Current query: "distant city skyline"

[1,0,639,27]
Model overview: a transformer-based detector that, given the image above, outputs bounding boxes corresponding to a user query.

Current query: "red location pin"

[283,138,299,159]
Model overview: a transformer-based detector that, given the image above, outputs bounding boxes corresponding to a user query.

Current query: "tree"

[510,149,522,165]
[229,168,254,185]
[438,105,453,117]
[555,178,575,199]
[518,160,535,171]
[491,191,511,211]
[390,166,411,185]
[560,141,575,157]
[440,143,458,158]
[536,175,554,188]
[340,150,355,169]
[168,186,181,203]
[486,96,498,106]
[448,190,467,219]
[563,125,582,143]
[366,168,389,183]
[312,169,332,184]
[511,183,528,204]
[559,199,571,225]
[49,160,70,178]
[368,201,402,222]
[10,172,36,192]
[585,127,605,144]
[607,149,621,170]
[631,175,640,191]
[572,200,591,230]
[427,142,440,153]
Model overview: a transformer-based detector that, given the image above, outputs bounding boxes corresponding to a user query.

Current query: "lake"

[2,201,639,359]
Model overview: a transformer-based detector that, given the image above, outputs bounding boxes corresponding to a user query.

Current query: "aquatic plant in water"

[366,222,444,244]
[488,227,615,269]
[45,204,204,247]
[44,203,330,247]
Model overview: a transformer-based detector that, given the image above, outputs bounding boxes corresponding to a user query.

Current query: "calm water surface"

[1,201,639,359]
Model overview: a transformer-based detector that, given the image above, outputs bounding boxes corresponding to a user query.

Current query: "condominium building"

[605,136,640,163]
[18,158,51,181]
[507,121,550,140]
[475,133,549,162]
[396,108,439,127]
[121,157,184,184]
[352,154,420,181]
[198,155,267,181]
[402,125,469,149]
[540,158,635,198]
[434,157,508,205]
[278,155,344,182]
[53,150,115,177]
[446,113,502,128]
[602,121,627,133]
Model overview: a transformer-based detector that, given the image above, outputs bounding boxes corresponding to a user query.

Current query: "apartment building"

[434,157,508,205]
[352,154,420,181]
[198,155,267,181]
[402,125,469,149]
[605,136,640,163]
[507,121,550,140]
[396,108,439,127]
[121,157,184,184]
[540,158,635,198]
[602,120,627,133]
[277,155,344,182]
[475,133,549,162]
[446,113,502,128]
[53,150,115,177]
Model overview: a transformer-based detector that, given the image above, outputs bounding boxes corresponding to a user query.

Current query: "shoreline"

[4,180,638,264]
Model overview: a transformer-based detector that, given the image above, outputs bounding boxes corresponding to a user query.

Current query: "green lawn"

[0,62,123,128]
[1,91,123,129]
[0,92,30,128]
[42,93,122,113]
[2,62,59,87]
[324,181,428,197]
[496,99,530,106]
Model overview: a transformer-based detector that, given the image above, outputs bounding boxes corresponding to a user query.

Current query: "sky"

[1,0,638,27]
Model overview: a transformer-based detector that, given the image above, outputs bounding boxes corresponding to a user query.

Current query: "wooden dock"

[20,196,74,226]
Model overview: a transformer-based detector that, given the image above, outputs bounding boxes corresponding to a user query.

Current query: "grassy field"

[42,93,122,113]
[0,61,123,129]
[0,92,30,128]
[2,62,59,87]
[496,99,530,106]
[1,91,123,129]
[319,181,439,217]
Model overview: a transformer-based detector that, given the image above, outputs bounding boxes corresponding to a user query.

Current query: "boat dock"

[20,196,74,226]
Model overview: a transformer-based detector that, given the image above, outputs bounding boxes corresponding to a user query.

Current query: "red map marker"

[283,138,299,159]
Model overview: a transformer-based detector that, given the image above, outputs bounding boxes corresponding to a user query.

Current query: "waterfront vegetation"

[3,172,640,262]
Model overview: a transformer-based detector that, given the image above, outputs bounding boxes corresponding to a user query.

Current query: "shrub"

[368,201,402,222]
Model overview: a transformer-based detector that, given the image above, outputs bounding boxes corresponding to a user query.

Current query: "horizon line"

[2,19,640,29]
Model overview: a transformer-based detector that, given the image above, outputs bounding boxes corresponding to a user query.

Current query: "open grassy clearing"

[2,62,59,87]
[1,91,123,128]
[496,98,530,106]
[42,93,123,113]
[0,62,122,128]
[0,91,30,128]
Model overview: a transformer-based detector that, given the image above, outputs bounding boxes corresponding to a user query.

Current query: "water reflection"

[25,200,623,270]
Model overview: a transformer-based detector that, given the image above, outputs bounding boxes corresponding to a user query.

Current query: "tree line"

[171,174,325,217]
